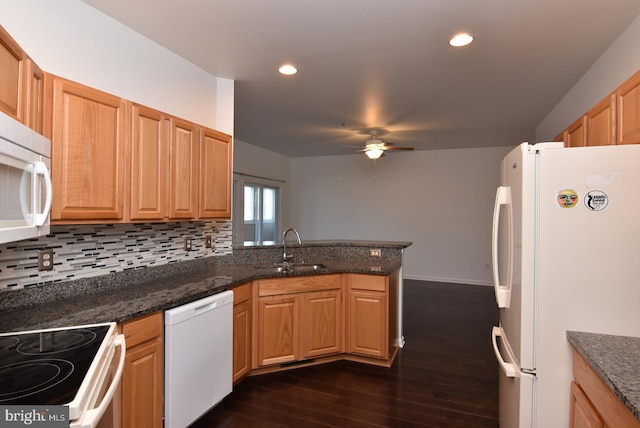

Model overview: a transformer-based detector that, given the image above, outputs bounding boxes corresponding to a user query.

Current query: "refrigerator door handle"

[491,186,513,308]
[491,326,518,377]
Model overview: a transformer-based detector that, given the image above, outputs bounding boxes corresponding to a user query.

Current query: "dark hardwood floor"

[192,280,500,427]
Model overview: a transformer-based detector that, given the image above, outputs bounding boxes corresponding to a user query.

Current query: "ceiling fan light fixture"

[278,64,298,75]
[365,148,384,160]
[449,33,474,47]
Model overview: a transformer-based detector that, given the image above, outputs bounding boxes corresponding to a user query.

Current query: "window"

[233,180,280,245]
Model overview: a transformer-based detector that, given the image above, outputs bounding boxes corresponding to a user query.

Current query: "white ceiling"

[82,0,640,157]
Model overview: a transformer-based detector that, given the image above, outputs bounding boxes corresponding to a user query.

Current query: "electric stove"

[0,323,125,427]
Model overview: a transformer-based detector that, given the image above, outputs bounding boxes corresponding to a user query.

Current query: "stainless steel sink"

[255,263,326,274]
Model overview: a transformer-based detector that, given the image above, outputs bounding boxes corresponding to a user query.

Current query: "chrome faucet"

[282,227,301,262]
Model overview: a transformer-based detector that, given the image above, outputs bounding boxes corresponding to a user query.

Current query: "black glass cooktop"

[0,325,110,405]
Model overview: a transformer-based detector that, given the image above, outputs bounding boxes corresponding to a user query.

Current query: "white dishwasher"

[164,290,234,428]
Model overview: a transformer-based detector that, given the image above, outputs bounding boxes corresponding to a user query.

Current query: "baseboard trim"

[403,274,492,287]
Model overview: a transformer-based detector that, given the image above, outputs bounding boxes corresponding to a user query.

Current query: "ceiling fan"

[355,131,415,159]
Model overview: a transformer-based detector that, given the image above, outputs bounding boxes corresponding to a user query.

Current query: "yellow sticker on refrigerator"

[557,189,578,208]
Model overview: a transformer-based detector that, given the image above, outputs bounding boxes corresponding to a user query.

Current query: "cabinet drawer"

[121,311,163,348]
[258,274,341,296]
[350,274,387,292]
[233,282,251,304]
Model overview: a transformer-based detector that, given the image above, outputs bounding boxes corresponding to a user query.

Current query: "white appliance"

[491,142,640,427]
[164,290,234,428]
[0,110,52,244]
[0,323,126,428]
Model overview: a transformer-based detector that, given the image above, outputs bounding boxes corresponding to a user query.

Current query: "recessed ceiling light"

[278,64,297,75]
[449,33,474,47]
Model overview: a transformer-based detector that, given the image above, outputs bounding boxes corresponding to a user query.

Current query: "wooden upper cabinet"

[0,25,27,123]
[616,70,640,145]
[130,104,168,221]
[168,118,198,219]
[46,75,127,222]
[586,93,615,146]
[199,127,232,219]
[0,26,43,133]
[564,116,587,148]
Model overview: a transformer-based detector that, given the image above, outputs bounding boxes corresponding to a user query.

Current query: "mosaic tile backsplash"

[0,220,232,291]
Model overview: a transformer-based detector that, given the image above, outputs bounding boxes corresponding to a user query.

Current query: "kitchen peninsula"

[0,240,409,426]
[0,241,411,368]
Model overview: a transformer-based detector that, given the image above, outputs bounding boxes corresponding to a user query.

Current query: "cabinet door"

[121,339,163,428]
[0,25,27,122]
[586,94,615,146]
[200,127,232,219]
[616,70,640,145]
[301,290,342,358]
[130,105,167,220]
[565,116,587,148]
[233,295,252,383]
[349,289,388,358]
[23,59,43,133]
[121,312,163,428]
[569,382,604,428]
[48,76,126,221]
[258,294,299,366]
[233,301,251,382]
[168,118,198,219]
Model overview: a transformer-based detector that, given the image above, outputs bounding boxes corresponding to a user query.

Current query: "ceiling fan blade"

[383,146,414,151]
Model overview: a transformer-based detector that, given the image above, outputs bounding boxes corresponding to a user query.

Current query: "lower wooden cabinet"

[570,348,640,428]
[252,272,397,370]
[348,274,388,359]
[120,312,163,428]
[257,292,299,366]
[254,274,343,367]
[301,289,342,358]
[232,283,252,383]
[570,381,603,428]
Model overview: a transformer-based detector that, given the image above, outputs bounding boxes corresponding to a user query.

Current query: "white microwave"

[0,111,52,245]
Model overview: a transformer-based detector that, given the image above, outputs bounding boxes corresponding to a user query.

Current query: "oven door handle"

[80,333,126,428]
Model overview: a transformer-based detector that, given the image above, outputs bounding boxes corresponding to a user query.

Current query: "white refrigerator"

[490,142,640,428]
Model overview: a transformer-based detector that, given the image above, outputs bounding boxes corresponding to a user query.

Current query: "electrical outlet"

[184,237,193,251]
[38,249,54,271]
[204,235,212,249]
[369,248,381,258]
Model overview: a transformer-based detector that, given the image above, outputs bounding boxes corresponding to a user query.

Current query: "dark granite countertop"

[567,331,640,423]
[0,240,410,333]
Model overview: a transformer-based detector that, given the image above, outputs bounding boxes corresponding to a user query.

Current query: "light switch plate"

[205,235,212,249]
[369,248,381,257]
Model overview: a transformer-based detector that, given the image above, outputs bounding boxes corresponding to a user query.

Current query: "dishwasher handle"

[195,301,218,315]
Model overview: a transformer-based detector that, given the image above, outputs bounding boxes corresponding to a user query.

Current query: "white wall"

[0,0,231,131]
[537,13,640,140]
[289,147,511,285]
[233,139,293,231]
